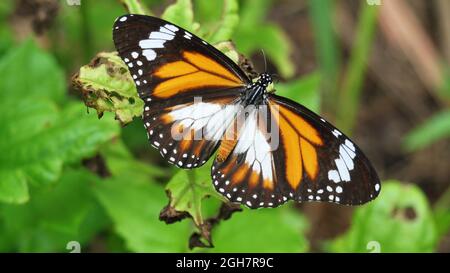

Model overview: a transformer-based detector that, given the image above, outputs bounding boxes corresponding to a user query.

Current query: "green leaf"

[0,169,100,252]
[0,172,28,204]
[0,40,65,104]
[0,98,119,203]
[162,0,196,32]
[434,208,450,238]
[93,175,191,252]
[120,0,151,15]
[209,207,309,252]
[193,0,239,42]
[101,139,167,179]
[328,181,438,253]
[403,110,450,152]
[165,161,225,226]
[73,51,144,125]
[213,41,240,64]
[233,0,294,78]
[276,73,321,113]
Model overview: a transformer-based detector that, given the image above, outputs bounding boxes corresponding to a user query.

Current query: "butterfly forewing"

[113,14,249,105]
[211,104,292,208]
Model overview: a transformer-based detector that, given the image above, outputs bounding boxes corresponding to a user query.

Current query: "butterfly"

[113,14,381,208]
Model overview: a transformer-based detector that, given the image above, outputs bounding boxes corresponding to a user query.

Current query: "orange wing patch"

[152,51,244,98]
[278,105,323,146]
[153,71,239,98]
[270,102,324,190]
[183,51,241,83]
[154,61,197,78]
[300,138,319,179]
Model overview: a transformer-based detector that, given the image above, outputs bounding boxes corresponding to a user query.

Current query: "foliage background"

[0,0,449,253]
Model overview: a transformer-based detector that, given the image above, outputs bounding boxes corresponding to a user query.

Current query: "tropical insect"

[113,14,380,208]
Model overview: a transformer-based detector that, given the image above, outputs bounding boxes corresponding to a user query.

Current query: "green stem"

[309,0,341,118]
[336,3,379,135]
[80,0,93,62]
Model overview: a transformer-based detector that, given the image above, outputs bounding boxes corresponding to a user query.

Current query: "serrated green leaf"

[209,207,309,252]
[165,161,225,226]
[0,39,65,104]
[328,181,438,253]
[403,110,450,152]
[93,175,191,252]
[276,73,321,113]
[162,0,195,32]
[73,51,143,125]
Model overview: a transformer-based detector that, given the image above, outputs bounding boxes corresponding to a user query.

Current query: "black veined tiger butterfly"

[113,14,381,208]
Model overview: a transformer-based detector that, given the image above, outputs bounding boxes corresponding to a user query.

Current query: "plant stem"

[309,0,341,119]
[336,3,379,135]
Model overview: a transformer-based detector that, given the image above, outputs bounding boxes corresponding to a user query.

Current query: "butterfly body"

[241,73,272,106]
[113,14,381,208]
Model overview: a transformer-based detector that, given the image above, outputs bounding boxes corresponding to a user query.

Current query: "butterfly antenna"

[260,49,267,73]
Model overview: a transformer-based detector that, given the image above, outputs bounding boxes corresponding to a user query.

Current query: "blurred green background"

[0,0,449,253]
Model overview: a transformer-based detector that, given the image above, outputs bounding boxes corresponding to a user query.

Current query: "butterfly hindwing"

[144,90,241,168]
[211,95,380,208]
[211,105,291,208]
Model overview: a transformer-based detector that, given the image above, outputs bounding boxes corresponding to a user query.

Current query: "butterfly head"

[257,73,273,88]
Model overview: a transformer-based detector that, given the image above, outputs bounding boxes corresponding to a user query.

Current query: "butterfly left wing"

[211,95,380,208]
[113,14,250,168]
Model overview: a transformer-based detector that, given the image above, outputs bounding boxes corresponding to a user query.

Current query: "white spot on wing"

[149,31,174,40]
[139,39,166,49]
[328,170,341,183]
[165,24,179,32]
[142,49,156,61]
[375,183,380,192]
[335,156,351,182]
[344,139,355,152]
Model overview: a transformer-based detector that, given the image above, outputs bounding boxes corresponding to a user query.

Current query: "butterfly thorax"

[242,73,273,106]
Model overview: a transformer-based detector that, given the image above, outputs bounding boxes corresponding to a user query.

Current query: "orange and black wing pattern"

[113,15,248,168]
[211,95,380,208]
[113,14,380,208]
[113,14,249,106]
